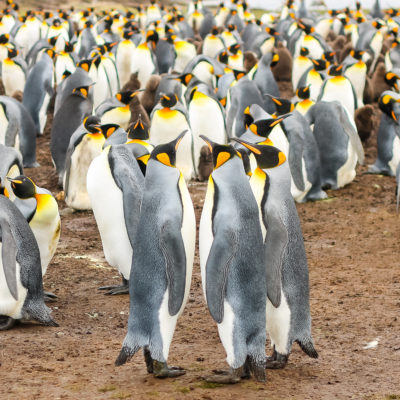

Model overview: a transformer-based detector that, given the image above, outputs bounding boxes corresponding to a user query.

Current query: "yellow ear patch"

[156,152,172,166]
[107,127,116,137]
[250,124,258,134]
[215,151,231,168]
[220,97,226,106]
[80,87,88,97]
[278,152,286,165]
[260,138,273,146]
[137,154,150,164]
[382,95,391,104]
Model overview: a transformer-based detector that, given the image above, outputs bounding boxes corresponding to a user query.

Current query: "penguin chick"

[272,43,293,82]
[371,63,391,101]
[243,51,258,73]
[355,105,375,142]
[141,74,161,116]
[197,145,213,181]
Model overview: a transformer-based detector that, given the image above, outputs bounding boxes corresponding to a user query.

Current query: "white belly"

[55,56,76,85]
[266,290,291,355]
[3,65,25,96]
[130,48,154,89]
[116,42,136,87]
[217,300,236,367]
[30,215,60,276]
[290,158,312,203]
[0,104,9,144]
[336,140,358,188]
[189,101,225,172]
[389,136,400,176]
[0,252,28,319]
[100,107,131,131]
[269,126,289,155]
[87,151,132,279]
[65,136,104,210]
[320,80,355,116]
[192,62,214,87]
[345,66,366,109]
[38,92,52,134]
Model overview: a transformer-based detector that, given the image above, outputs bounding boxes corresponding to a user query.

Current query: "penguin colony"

[0,0,399,385]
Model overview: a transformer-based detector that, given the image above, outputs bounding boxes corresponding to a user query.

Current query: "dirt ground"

[1,84,400,400]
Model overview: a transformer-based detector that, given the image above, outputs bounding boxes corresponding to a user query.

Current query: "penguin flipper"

[0,217,18,301]
[160,220,187,316]
[287,131,306,191]
[336,102,365,165]
[205,230,237,324]
[109,146,144,246]
[265,210,288,308]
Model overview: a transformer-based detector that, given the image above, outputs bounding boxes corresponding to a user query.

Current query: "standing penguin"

[63,116,105,210]
[368,91,400,176]
[199,136,266,384]
[232,138,318,369]
[0,144,23,201]
[51,85,93,184]
[8,175,61,281]
[0,195,58,330]
[2,47,27,96]
[115,132,196,377]
[22,48,55,136]
[150,93,195,181]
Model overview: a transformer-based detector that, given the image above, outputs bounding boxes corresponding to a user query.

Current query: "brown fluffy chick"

[141,75,161,116]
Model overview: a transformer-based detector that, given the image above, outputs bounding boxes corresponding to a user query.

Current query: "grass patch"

[177,386,191,393]
[145,391,159,397]
[98,384,116,393]
[197,381,224,389]
[111,391,131,399]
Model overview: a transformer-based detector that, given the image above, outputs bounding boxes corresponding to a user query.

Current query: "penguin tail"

[115,343,141,366]
[297,338,319,359]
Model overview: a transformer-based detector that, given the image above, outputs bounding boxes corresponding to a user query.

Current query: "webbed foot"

[265,348,288,369]
[44,291,58,302]
[99,277,129,295]
[203,366,243,384]
[0,315,17,330]
[153,360,186,378]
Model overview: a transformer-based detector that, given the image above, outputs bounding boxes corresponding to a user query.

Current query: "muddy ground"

[1,85,400,399]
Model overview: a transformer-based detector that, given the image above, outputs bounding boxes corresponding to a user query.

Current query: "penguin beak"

[7,177,22,184]
[174,130,188,150]
[231,138,261,154]
[199,135,215,152]
[131,89,145,97]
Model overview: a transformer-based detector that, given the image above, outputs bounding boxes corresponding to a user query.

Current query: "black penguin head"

[311,58,329,71]
[64,41,74,53]
[248,116,289,138]
[233,69,246,81]
[72,86,90,98]
[0,177,9,198]
[228,43,241,55]
[379,93,400,121]
[116,90,142,105]
[265,27,279,36]
[231,139,286,170]
[127,116,149,140]
[100,123,120,138]
[372,19,384,30]
[270,52,280,67]
[7,175,36,199]
[83,115,102,133]
[227,24,236,32]
[200,136,239,170]
[328,64,344,76]
[322,51,336,63]
[300,47,309,57]
[175,73,194,87]
[296,86,310,99]
[150,130,188,168]
[44,48,56,59]
[350,49,364,60]
[243,106,253,129]
[267,95,294,115]
[61,69,72,80]
[384,72,400,91]
[7,47,17,59]
[0,33,9,44]
[211,26,219,36]
[76,58,93,72]
[218,50,229,64]
[297,20,315,35]
[48,35,59,46]
[160,92,178,108]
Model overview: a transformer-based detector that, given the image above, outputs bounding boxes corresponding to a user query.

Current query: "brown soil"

[1,86,400,400]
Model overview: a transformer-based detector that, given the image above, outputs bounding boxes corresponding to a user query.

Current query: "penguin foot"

[265,350,288,369]
[98,284,129,295]
[364,165,392,176]
[152,360,186,379]
[144,347,153,373]
[44,291,58,302]
[0,316,17,330]
[203,367,243,384]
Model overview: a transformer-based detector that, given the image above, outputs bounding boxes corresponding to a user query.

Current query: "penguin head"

[248,116,289,138]
[7,47,18,59]
[328,64,344,76]
[267,95,294,115]
[297,20,315,35]
[200,136,239,171]
[211,26,219,36]
[228,43,241,55]
[0,177,9,198]
[48,35,59,47]
[64,42,75,53]
[100,123,120,139]
[384,72,400,91]
[44,48,56,59]
[300,47,309,57]
[160,92,178,108]
[233,69,246,81]
[175,73,194,86]
[265,27,279,37]
[218,50,229,64]
[350,49,364,61]
[83,115,102,133]
[372,19,384,30]
[116,90,142,105]
[77,58,93,72]
[72,86,91,98]
[150,130,188,168]
[311,58,329,71]
[7,176,36,199]
[127,116,149,140]
[243,106,253,130]
[379,93,400,121]
[270,52,280,67]
[231,138,286,170]
[0,33,10,44]
[322,51,336,63]
[61,70,72,80]
[296,86,310,100]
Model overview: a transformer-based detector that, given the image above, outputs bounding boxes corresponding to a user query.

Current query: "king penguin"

[150,92,195,181]
[63,116,105,210]
[115,131,196,378]
[0,195,58,330]
[232,138,319,369]
[0,144,23,201]
[8,175,61,283]
[199,136,266,384]
[2,47,27,96]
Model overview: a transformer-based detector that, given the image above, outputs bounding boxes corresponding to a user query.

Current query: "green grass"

[98,384,117,393]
